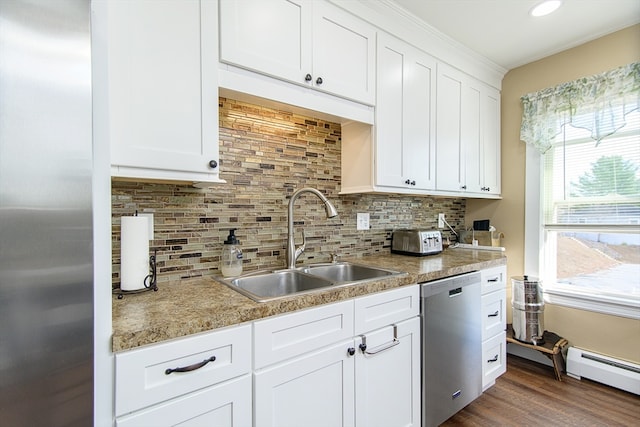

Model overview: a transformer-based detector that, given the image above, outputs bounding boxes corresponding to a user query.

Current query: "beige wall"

[467,24,640,363]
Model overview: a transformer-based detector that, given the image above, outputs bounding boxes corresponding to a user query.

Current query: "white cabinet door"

[462,80,482,194]
[436,63,466,193]
[312,1,376,104]
[254,339,356,427]
[436,64,501,197]
[219,0,312,84]
[376,33,436,191]
[116,375,252,427]
[481,86,501,195]
[219,0,375,105]
[106,0,222,184]
[464,81,501,196]
[355,317,421,427]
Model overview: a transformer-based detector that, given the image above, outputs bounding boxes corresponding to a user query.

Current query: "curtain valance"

[520,62,640,153]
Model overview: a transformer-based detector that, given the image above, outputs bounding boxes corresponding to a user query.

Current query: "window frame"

[524,145,640,320]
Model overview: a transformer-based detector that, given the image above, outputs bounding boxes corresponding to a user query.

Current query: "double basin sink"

[218,262,404,302]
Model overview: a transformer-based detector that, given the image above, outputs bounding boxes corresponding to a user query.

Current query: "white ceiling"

[391,0,640,70]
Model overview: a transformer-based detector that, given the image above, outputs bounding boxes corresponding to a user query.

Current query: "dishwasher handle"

[449,287,462,297]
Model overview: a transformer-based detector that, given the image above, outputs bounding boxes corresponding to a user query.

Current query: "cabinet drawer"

[115,324,251,416]
[354,285,419,335]
[482,331,507,390]
[116,374,252,427]
[481,265,506,295]
[481,289,506,341]
[254,300,354,369]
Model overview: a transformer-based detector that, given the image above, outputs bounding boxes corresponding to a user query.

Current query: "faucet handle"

[294,229,306,262]
[330,253,339,263]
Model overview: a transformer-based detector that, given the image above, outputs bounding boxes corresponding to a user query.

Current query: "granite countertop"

[112,248,506,352]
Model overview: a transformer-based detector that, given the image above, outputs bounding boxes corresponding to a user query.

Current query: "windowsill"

[543,287,640,320]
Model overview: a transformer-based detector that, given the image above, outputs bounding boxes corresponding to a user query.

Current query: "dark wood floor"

[442,354,640,426]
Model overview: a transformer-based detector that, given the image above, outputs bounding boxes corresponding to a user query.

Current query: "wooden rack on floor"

[506,324,568,381]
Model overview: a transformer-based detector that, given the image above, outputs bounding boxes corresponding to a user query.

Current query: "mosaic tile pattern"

[112,98,466,286]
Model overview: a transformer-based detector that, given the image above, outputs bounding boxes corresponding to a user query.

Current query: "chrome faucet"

[286,187,338,269]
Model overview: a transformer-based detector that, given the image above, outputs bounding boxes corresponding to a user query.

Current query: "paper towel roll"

[121,216,149,291]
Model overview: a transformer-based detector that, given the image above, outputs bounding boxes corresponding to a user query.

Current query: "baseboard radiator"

[566,347,640,395]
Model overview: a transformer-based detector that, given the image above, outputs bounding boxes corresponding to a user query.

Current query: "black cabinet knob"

[410,180,416,186]
[404,179,410,185]
[347,347,356,356]
[461,185,467,190]
[305,73,312,82]
[316,77,323,85]
[208,160,218,169]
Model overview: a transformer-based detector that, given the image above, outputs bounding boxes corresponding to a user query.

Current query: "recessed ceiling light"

[530,0,562,17]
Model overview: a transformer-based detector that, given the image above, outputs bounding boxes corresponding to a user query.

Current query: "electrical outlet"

[438,213,445,229]
[357,213,370,230]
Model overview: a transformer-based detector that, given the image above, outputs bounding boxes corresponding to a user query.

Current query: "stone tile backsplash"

[112,97,465,286]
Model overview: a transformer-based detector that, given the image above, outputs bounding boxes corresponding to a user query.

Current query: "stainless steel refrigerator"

[0,0,94,425]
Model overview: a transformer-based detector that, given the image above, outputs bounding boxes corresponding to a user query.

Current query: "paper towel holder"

[114,249,158,299]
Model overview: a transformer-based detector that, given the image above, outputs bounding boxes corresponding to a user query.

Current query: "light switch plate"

[357,212,370,230]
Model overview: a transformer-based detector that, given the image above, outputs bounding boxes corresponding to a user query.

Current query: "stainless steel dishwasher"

[421,271,482,427]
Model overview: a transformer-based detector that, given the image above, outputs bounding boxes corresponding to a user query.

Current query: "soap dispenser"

[221,228,243,277]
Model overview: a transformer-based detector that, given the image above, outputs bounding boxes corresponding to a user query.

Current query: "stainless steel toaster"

[391,229,443,256]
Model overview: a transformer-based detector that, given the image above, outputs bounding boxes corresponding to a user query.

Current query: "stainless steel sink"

[223,269,334,302]
[300,262,398,283]
[218,262,404,302]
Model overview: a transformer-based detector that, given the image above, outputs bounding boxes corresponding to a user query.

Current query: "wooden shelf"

[506,324,568,381]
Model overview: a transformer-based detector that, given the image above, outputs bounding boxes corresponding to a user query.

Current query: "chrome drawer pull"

[165,356,216,375]
[488,311,500,317]
[487,355,499,363]
[360,324,400,355]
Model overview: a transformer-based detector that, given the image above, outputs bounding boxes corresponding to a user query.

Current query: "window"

[522,63,640,319]
[540,110,639,317]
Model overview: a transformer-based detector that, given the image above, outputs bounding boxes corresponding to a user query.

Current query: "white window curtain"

[520,62,640,153]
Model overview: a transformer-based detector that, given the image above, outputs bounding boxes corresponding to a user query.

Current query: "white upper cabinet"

[436,63,501,197]
[435,63,466,193]
[219,0,311,86]
[219,0,376,105]
[341,33,436,195]
[103,0,223,185]
[312,1,376,105]
[462,79,501,196]
[375,33,437,192]
[480,86,501,196]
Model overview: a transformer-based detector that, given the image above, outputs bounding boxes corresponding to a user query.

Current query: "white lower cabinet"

[116,375,252,427]
[253,286,420,427]
[114,323,252,426]
[354,286,421,427]
[254,339,356,427]
[480,266,507,390]
[355,317,421,427]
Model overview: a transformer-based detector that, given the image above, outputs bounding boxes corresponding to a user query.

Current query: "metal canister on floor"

[511,275,545,344]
